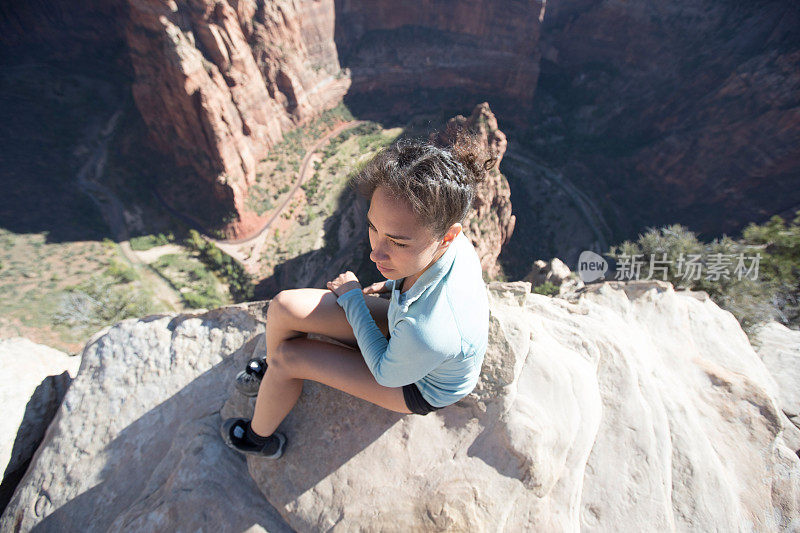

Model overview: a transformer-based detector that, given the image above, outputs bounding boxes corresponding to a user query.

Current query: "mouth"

[377,263,393,272]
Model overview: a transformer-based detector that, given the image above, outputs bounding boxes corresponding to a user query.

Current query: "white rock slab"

[1,337,81,483]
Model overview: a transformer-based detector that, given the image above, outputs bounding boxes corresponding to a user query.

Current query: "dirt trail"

[133,244,184,264]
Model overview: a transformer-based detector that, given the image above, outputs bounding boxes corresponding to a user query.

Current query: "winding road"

[503,142,613,253]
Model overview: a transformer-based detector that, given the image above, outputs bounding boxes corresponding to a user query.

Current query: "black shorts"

[402,383,443,415]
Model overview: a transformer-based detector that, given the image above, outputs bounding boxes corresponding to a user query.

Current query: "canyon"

[3,0,796,256]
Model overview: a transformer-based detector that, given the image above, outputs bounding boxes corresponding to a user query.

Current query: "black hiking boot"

[220,417,286,459]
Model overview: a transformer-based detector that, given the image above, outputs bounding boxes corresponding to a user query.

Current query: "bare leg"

[250,288,412,437]
[263,288,390,358]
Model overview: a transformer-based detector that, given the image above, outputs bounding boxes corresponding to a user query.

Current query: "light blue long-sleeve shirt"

[336,230,489,408]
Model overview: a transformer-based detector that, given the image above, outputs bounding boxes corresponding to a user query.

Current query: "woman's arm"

[336,287,447,387]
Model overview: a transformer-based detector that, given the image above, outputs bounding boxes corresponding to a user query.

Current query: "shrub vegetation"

[604,211,800,336]
[184,229,255,302]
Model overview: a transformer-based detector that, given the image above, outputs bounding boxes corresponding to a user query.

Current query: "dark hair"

[348,125,497,241]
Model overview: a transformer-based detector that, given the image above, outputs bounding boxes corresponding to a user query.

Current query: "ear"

[441,223,462,247]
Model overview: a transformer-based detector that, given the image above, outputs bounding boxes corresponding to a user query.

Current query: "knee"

[266,289,291,325]
[268,289,305,321]
[269,338,299,373]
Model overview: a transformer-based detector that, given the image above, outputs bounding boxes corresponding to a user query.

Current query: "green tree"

[741,211,800,326]
[605,224,781,336]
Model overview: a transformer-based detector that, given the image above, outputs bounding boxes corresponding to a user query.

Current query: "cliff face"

[3,280,798,530]
[124,0,350,239]
[534,0,800,238]
[333,0,543,103]
[0,0,128,71]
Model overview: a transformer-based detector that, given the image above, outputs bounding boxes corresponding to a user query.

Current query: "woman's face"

[367,185,448,282]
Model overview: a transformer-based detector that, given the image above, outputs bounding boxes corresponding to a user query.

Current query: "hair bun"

[441,124,495,186]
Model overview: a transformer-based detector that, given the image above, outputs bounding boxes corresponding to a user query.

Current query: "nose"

[370,242,390,263]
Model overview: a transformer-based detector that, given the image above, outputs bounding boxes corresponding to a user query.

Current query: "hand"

[326,271,363,297]
[362,280,390,295]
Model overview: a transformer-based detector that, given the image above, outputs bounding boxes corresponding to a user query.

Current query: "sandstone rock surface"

[431,102,515,279]
[1,338,81,493]
[752,321,800,427]
[2,281,799,531]
[525,257,573,287]
[0,307,292,531]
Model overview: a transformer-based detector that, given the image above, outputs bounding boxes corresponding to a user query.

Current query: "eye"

[368,224,407,247]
